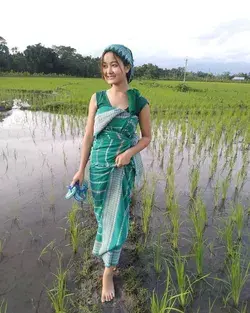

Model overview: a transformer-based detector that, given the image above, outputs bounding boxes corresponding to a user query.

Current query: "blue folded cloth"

[65,180,88,202]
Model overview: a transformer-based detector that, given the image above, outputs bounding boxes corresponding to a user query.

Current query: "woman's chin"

[106,79,116,84]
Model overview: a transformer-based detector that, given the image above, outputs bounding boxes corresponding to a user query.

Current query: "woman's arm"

[78,93,97,173]
[127,104,151,156]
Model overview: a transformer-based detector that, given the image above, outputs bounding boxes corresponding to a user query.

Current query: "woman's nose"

[107,66,113,74]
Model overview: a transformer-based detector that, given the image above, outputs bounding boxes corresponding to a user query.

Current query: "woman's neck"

[110,81,130,93]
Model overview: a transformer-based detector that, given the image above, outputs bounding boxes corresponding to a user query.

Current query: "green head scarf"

[103,44,134,83]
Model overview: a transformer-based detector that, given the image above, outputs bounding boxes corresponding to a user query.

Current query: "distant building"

[232,76,245,81]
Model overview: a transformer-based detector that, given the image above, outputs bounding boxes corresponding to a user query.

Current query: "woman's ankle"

[104,266,115,274]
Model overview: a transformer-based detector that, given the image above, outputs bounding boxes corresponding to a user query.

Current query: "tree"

[24,43,59,74]
[0,43,10,71]
[0,36,7,44]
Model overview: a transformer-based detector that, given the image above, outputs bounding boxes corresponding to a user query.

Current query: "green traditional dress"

[89,88,148,267]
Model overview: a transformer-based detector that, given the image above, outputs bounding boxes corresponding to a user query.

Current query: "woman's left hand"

[115,150,132,167]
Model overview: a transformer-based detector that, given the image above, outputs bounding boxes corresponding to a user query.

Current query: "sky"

[1,0,250,73]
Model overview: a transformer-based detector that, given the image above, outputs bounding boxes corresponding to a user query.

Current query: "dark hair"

[100,51,131,82]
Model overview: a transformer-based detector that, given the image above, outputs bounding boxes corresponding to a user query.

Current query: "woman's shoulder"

[128,88,149,116]
[94,90,107,108]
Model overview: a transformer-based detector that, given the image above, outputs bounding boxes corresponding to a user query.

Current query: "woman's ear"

[125,64,131,74]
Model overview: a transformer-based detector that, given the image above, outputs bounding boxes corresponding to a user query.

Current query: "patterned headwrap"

[103,44,134,83]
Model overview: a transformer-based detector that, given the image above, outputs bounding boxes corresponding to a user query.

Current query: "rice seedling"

[189,166,200,198]
[167,199,182,250]
[224,245,250,308]
[47,252,73,313]
[232,203,244,241]
[193,237,204,277]
[172,252,192,308]
[209,150,218,179]
[142,180,156,244]
[237,302,248,313]
[190,195,207,276]
[67,202,82,254]
[190,195,207,240]
[221,177,230,201]
[150,266,183,313]
[236,165,247,192]
[38,240,56,261]
[208,297,217,313]
[153,232,163,276]
[0,239,4,259]
[213,179,220,209]
[0,299,7,313]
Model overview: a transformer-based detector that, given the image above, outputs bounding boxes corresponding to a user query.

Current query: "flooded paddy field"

[0,77,250,313]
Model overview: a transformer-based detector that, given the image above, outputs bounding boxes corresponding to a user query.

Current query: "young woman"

[71,44,151,303]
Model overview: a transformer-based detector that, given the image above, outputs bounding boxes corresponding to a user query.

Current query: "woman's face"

[102,52,130,85]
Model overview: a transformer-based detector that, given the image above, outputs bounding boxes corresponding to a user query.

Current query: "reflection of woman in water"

[71,44,151,303]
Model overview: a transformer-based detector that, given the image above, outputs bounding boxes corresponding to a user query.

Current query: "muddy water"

[0,109,87,313]
[0,108,250,313]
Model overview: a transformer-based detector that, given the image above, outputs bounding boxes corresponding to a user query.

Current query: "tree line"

[0,37,249,81]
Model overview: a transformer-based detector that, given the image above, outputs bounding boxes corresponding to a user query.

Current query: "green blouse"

[95,88,149,117]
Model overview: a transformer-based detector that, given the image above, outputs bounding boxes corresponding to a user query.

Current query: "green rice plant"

[189,167,200,198]
[0,239,4,258]
[224,245,250,308]
[150,266,183,313]
[208,297,217,313]
[189,196,207,276]
[142,180,156,244]
[193,237,204,276]
[166,182,175,209]
[190,195,207,241]
[209,151,218,179]
[232,203,244,240]
[38,240,56,261]
[216,210,237,258]
[67,203,81,254]
[238,302,248,313]
[0,299,7,313]
[214,179,220,208]
[47,252,73,313]
[167,199,182,250]
[222,177,230,201]
[236,165,247,192]
[172,252,192,308]
[153,232,163,276]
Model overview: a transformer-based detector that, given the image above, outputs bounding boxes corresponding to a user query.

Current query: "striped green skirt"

[89,106,143,267]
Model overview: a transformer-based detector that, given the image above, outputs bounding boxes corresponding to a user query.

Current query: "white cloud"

[1,0,250,62]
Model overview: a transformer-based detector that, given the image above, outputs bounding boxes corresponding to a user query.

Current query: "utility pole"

[183,57,188,83]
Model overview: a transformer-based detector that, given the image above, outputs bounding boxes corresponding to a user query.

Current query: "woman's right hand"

[70,170,84,187]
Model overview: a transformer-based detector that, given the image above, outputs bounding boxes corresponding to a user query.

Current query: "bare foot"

[101,267,115,302]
